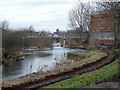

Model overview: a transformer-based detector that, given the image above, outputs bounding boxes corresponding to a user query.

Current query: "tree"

[68,1,91,31]
[68,1,92,45]
[29,25,34,31]
[1,20,9,31]
[34,36,52,49]
[2,30,25,57]
[96,1,120,12]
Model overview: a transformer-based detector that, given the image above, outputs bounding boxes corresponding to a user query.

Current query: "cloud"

[0,0,78,32]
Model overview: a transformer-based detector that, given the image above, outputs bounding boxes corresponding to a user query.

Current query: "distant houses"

[53,29,66,37]
[90,11,120,45]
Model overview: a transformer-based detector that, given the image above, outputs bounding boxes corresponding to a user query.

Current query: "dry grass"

[42,58,119,88]
[2,50,107,88]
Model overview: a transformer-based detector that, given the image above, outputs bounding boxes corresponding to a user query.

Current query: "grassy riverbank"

[41,57,119,89]
[67,49,106,60]
[2,49,107,88]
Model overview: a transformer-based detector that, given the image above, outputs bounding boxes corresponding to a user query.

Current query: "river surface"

[2,44,84,80]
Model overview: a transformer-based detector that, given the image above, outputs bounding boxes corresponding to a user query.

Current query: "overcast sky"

[0,0,94,32]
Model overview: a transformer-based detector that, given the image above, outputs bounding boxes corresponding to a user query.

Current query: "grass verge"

[40,57,119,89]
[67,49,106,60]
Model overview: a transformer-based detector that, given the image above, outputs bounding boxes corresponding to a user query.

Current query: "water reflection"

[2,45,84,80]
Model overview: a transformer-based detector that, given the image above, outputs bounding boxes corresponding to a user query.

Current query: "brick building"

[90,11,120,45]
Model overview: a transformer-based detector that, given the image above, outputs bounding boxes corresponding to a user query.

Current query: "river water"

[2,44,84,80]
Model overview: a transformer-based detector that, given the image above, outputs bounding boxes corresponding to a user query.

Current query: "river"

[2,43,84,80]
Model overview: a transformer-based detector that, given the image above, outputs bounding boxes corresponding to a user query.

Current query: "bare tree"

[1,20,9,31]
[68,1,93,45]
[29,25,34,31]
[68,1,92,31]
[96,1,120,12]
[35,36,52,49]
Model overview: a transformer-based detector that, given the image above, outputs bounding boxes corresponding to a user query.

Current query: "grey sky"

[0,0,93,32]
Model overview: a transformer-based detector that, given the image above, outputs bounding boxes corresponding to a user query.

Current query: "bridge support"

[63,37,66,47]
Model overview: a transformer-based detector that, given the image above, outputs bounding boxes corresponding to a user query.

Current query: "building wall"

[90,12,119,45]
[91,12,117,32]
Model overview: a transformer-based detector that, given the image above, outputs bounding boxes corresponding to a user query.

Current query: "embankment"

[2,49,119,90]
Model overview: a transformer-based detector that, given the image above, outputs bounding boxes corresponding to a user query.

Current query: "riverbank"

[66,45,86,50]
[2,49,108,89]
[41,57,119,89]
[2,51,24,65]
[1,47,53,65]
[67,49,103,60]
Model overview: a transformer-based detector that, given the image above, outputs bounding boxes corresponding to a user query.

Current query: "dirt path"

[2,50,118,90]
